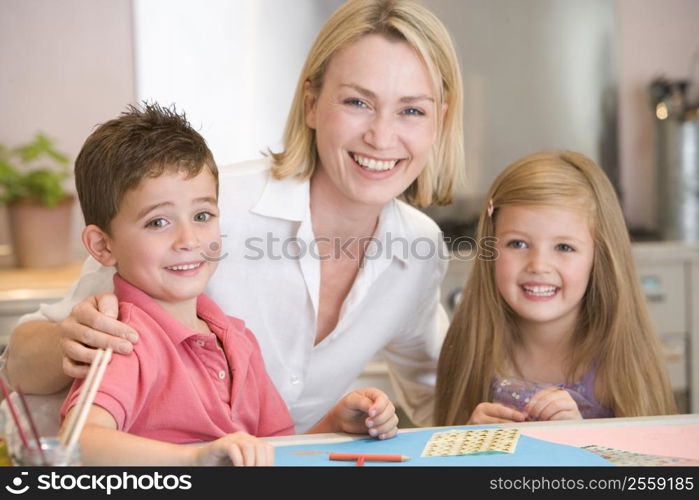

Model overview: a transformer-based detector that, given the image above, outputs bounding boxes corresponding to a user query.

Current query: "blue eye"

[402,107,425,116]
[506,240,527,249]
[344,98,368,108]
[146,218,168,228]
[556,243,575,252]
[194,211,213,222]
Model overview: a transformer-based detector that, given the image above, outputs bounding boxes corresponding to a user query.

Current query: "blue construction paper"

[275,426,611,466]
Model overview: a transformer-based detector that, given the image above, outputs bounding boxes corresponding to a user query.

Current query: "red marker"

[329,452,411,463]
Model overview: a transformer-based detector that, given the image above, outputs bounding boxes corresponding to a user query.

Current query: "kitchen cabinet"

[632,242,699,413]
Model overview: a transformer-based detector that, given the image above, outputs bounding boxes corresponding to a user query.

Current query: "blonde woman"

[7,0,464,433]
[435,151,676,426]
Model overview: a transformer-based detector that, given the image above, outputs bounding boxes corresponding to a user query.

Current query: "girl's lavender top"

[490,368,614,419]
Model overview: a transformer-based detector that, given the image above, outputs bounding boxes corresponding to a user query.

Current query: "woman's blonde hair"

[269,0,464,207]
[435,151,676,425]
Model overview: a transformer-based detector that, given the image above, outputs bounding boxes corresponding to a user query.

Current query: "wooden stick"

[60,348,105,447]
[64,348,112,454]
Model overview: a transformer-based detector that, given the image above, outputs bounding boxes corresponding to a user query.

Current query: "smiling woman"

[271,0,463,208]
[305,34,442,209]
[6,0,465,437]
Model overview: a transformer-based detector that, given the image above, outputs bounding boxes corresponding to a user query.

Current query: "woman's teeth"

[166,263,202,271]
[522,285,557,297]
[352,153,398,172]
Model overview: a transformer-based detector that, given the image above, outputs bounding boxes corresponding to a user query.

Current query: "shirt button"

[218,370,226,379]
[290,375,300,385]
[197,340,205,347]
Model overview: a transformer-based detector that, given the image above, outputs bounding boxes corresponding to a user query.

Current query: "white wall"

[0,0,135,263]
[133,0,342,166]
[618,0,699,231]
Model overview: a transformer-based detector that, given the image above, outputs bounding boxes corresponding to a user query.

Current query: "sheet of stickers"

[421,428,520,457]
[581,445,694,466]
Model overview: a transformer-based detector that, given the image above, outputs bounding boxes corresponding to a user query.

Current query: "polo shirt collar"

[113,274,231,345]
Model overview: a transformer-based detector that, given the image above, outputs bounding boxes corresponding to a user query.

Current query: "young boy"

[60,103,398,466]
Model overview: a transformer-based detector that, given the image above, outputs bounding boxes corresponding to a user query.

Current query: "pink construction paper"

[522,424,699,463]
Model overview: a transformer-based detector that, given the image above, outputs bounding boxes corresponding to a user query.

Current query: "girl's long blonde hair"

[435,151,676,425]
[269,0,464,207]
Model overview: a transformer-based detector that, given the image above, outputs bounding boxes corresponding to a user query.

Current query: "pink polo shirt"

[61,274,294,442]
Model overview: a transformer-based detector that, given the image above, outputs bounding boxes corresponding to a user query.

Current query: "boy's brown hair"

[75,102,218,233]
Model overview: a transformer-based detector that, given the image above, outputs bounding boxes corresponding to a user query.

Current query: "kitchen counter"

[0,261,83,296]
[0,261,84,345]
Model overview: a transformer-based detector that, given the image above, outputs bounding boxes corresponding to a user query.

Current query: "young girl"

[435,151,676,425]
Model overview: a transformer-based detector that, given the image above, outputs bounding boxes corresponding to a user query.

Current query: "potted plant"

[0,133,74,268]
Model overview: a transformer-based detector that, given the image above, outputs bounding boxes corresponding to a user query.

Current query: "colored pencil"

[16,386,47,465]
[0,377,29,449]
[329,452,411,462]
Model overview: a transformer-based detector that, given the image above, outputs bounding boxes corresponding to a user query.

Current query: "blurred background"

[1,0,698,260]
[1,0,698,412]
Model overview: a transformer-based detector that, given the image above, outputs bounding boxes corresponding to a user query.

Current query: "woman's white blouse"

[16,159,449,432]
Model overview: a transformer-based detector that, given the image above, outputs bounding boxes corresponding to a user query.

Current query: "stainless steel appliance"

[652,78,699,242]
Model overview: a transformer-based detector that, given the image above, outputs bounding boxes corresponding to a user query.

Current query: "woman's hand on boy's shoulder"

[468,402,527,425]
[60,293,139,378]
[310,387,399,439]
[194,432,274,466]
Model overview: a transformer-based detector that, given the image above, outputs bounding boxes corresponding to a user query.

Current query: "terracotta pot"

[7,196,74,268]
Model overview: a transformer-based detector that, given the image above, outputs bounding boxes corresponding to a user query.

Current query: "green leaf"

[0,133,71,207]
[22,169,68,207]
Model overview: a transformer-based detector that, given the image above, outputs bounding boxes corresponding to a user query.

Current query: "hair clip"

[487,198,494,217]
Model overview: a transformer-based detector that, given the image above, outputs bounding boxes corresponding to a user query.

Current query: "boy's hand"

[524,387,582,421]
[322,387,399,439]
[194,432,274,466]
[60,293,139,378]
[468,402,527,424]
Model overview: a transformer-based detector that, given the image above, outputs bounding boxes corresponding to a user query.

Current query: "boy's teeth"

[352,153,397,171]
[522,285,557,296]
[167,263,201,271]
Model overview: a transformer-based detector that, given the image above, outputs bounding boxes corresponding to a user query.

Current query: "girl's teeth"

[523,286,557,297]
[352,154,397,171]
[167,263,201,271]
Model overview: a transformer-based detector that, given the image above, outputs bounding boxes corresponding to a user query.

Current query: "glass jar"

[0,405,11,466]
[13,437,81,466]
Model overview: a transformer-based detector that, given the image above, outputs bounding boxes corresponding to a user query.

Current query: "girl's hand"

[318,387,399,439]
[468,402,527,424]
[194,432,274,466]
[60,293,139,378]
[524,387,583,421]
